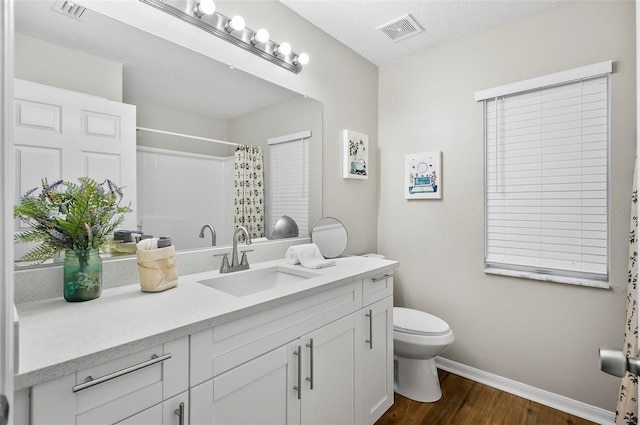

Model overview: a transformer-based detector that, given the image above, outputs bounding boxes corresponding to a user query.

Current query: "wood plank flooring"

[375,370,597,425]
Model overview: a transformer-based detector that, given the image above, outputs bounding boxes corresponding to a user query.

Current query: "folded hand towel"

[285,243,336,269]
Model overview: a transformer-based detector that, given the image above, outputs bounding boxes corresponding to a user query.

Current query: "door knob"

[599,348,640,377]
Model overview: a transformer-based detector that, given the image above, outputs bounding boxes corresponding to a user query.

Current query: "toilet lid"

[393,307,451,336]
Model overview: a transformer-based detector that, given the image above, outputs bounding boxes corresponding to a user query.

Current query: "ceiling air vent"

[377,14,423,42]
[52,1,87,20]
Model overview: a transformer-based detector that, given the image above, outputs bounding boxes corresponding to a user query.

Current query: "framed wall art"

[342,129,368,179]
[405,151,442,199]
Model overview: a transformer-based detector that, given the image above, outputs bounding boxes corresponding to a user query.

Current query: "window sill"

[484,267,610,289]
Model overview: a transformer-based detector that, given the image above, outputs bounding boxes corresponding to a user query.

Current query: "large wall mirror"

[13,1,322,267]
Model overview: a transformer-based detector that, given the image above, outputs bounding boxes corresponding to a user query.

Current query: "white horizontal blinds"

[485,75,609,280]
[269,138,309,236]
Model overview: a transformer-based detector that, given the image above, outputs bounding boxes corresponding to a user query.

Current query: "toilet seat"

[394,307,451,336]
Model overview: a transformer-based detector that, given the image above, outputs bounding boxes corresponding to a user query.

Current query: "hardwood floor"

[375,370,597,425]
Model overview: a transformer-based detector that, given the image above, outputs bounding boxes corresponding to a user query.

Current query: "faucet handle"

[214,253,230,273]
[240,249,254,266]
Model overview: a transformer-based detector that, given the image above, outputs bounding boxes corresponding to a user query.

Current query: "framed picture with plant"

[342,129,369,180]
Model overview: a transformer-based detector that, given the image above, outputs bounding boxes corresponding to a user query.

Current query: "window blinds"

[484,74,609,282]
[269,136,309,236]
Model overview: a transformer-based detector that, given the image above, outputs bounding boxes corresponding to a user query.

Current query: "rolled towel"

[285,243,336,269]
[136,237,159,251]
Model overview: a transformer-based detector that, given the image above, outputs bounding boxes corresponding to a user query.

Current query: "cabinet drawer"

[213,281,360,375]
[189,281,361,379]
[31,336,188,425]
[363,271,393,306]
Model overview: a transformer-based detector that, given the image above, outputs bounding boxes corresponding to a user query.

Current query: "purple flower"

[44,180,63,193]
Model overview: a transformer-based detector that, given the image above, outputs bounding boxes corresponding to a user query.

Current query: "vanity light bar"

[138,0,307,74]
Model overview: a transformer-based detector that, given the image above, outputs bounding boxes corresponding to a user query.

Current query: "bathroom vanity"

[13,256,396,425]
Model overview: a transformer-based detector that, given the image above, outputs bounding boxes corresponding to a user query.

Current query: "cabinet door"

[162,391,189,425]
[360,297,394,424]
[115,404,162,425]
[300,312,359,425]
[191,344,293,425]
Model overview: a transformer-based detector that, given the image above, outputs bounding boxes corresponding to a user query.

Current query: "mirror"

[13,1,322,266]
[311,217,348,259]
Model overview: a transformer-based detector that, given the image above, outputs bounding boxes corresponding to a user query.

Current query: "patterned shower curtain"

[234,145,265,239]
[617,159,639,425]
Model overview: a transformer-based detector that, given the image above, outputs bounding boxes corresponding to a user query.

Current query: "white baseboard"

[435,357,615,425]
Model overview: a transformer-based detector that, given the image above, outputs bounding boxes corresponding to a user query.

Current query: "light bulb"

[274,42,291,56]
[225,15,245,32]
[251,28,270,45]
[294,53,309,66]
[194,0,215,17]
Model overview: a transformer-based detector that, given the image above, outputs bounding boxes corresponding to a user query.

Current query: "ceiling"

[280,0,574,66]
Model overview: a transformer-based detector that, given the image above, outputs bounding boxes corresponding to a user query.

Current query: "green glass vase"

[63,249,102,302]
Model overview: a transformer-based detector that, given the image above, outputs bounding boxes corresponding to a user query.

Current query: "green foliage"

[14,177,132,263]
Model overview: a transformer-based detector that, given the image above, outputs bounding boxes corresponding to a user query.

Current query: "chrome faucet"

[216,227,253,273]
[198,224,216,246]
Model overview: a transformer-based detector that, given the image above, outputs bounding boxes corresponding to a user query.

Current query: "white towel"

[285,243,336,269]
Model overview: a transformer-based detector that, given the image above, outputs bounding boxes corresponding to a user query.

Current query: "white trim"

[1,0,15,419]
[136,126,238,147]
[484,268,610,289]
[474,60,613,101]
[435,357,615,425]
[267,130,311,145]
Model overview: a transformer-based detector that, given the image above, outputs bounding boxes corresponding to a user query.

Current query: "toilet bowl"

[393,307,454,402]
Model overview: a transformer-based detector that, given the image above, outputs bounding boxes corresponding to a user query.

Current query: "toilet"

[393,307,455,402]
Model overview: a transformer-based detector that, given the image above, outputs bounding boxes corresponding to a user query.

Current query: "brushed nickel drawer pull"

[175,401,185,425]
[293,346,302,400]
[305,338,314,390]
[371,274,392,282]
[365,309,373,349]
[72,353,172,393]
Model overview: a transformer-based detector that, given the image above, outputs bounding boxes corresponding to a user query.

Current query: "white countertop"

[15,256,397,390]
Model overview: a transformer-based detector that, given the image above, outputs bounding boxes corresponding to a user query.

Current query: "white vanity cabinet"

[17,260,397,425]
[191,312,360,425]
[189,281,361,425]
[189,266,395,425]
[28,336,189,425]
[359,272,394,424]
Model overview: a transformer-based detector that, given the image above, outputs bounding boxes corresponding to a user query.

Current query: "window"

[475,61,612,287]
[268,131,311,237]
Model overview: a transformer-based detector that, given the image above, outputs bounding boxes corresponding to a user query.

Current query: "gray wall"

[378,1,635,411]
[15,34,122,101]
[228,97,323,236]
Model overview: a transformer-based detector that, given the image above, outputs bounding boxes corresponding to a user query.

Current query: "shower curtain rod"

[136,126,239,147]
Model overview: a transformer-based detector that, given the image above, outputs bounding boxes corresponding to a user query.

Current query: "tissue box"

[136,245,178,292]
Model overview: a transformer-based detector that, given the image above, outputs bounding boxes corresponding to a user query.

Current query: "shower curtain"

[234,145,265,240]
[616,159,638,425]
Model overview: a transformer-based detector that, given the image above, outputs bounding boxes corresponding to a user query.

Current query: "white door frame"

[0,0,15,423]
[635,0,640,408]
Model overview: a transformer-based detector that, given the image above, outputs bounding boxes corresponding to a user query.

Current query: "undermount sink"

[197,266,321,297]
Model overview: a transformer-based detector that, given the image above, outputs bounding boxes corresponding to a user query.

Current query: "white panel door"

[13,79,137,259]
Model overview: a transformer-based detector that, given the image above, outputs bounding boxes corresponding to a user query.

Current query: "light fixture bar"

[138,0,304,74]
